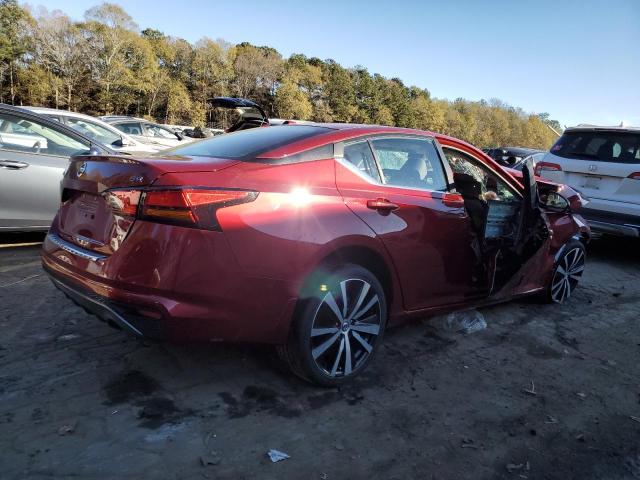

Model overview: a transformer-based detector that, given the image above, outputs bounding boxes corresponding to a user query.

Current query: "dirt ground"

[1,233,639,480]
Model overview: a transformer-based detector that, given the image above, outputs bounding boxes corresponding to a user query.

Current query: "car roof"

[24,106,95,120]
[256,123,493,161]
[565,124,640,133]
[101,115,147,123]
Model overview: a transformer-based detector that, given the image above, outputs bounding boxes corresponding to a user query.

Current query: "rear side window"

[342,141,382,182]
[167,125,332,159]
[115,122,143,135]
[371,137,448,191]
[551,131,640,163]
[145,124,176,139]
[66,118,121,145]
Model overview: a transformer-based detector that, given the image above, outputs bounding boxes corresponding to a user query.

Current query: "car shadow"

[0,231,46,247]
[586,234,640,264]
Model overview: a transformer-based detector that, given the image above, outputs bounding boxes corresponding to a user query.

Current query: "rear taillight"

[104,188,257,231]
[534,162,562,177]
[628,172,640,180]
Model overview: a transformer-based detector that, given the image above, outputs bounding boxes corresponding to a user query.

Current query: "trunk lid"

[56,154,239,254]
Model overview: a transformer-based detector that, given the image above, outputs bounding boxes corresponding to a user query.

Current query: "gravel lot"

[1,233,639,479]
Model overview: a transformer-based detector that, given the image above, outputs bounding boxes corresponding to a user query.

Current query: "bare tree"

[31,8,89,110]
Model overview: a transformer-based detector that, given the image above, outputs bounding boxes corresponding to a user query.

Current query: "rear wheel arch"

[301,244,396,310]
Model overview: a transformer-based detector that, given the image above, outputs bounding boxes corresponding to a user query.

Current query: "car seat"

[393,153,427,188]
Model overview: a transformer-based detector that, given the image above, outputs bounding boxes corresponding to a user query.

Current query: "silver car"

[101,116,192,148]
[25,107,163,155]
[0,104,114,232]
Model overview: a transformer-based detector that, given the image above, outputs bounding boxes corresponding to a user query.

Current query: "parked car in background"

[25,107,163,155]
[101,116,192,148]
[486,147,544,169]
[536,124,640,237]
[42,123,589,385]
[0,104,114,232]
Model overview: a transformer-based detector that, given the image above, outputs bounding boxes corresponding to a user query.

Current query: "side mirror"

[112,138,124,147]
[540,191,570,213]
[175,131,184,141]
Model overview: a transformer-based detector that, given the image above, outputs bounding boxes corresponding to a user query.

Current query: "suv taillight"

[103,188,258,231]
[534,162,562,177]
[628,172,640,180]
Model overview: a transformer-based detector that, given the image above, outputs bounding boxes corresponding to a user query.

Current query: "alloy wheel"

[551,247,585,303]
[310,278,382,378]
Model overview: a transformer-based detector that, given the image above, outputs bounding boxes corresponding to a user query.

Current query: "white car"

[25,107,163,155]
[100,116,195,148]
[536,125,640,237]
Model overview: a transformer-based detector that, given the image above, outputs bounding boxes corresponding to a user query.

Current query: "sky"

[29,0,640,128]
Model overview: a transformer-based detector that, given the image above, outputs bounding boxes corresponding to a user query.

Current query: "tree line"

[0,0,562,148]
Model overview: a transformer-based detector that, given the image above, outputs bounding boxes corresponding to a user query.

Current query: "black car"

[485,147,545,169]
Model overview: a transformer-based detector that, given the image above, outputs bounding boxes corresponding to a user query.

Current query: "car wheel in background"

[279,264,387,386]
[546,240,586,303]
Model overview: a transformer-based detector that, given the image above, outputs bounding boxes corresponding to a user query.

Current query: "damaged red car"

[42,124,590,385]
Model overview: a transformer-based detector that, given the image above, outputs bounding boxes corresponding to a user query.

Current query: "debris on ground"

[267,449,290,463]
[461,438,479,449]
[57,423,76,435]
[522,380,537,396]
[506,461,530,474]
[200,452,221,466]
[56,334,81,341]
[433,309,487,334]
[576,392,587,400]
[630,416,640,424]
[506,462,524,473]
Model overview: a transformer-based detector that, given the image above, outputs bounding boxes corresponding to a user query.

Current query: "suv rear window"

[166,125,331,159]
[551,130,640,163]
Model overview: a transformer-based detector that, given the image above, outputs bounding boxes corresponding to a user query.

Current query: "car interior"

[115,122,142,136]
[444,148,521,242]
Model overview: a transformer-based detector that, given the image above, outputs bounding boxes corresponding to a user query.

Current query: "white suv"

[536,125,640,237]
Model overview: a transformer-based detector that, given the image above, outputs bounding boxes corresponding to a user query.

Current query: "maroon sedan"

[42,124,589,385]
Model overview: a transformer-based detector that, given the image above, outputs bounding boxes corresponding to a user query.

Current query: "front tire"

[279,264,387,386]
[546,240,586,303]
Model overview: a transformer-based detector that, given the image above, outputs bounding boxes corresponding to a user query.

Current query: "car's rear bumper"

[579,207,640,237]
[47,266,166,340]
[41,224,299,344]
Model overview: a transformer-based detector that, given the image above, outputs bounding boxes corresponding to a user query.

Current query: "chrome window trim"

[47,233,107,262]
[442,145,523,199]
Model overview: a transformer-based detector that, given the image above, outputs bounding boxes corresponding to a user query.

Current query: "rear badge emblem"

[129,175,144,183]
[76,163,87,177]
[588,164,597,172]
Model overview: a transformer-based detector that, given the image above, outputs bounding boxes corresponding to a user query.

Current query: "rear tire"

[279,264,387,387]
[544,240,586,303]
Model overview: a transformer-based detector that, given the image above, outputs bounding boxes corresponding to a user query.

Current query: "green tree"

[82,3,139,113]
[274,79,312,119]
[0,0,32,104]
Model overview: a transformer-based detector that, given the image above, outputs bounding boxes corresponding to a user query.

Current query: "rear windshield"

[165,125,331,159]
[551,130,640,163]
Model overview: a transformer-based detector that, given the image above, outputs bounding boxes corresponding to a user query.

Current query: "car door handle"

[0,160,29,170]
[367,198,399,215]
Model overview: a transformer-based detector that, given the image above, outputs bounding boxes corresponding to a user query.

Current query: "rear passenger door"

[335,135,487,311]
